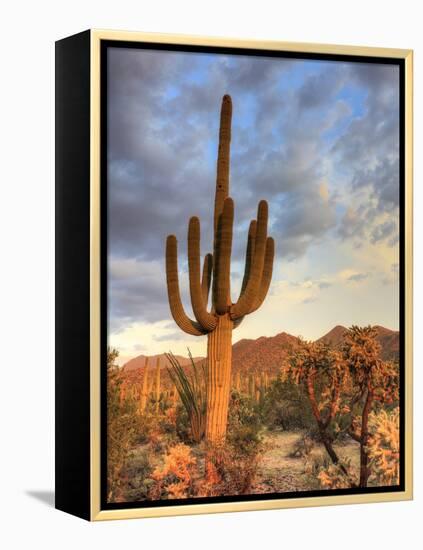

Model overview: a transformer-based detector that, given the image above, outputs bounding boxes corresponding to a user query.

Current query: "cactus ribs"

[165,95,275,443]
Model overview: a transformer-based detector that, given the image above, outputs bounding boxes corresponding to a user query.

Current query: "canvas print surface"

[105,45,401,505]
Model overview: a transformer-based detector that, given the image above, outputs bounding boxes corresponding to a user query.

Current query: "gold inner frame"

[89,29,413,521]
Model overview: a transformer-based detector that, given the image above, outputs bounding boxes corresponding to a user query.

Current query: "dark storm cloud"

[271,187,336,259]
[108,50,344,265]
[107,48,399,328]
[332,63,399,241]
[107,258,170,332]
[298,64,347,109]
[351,157,399,211]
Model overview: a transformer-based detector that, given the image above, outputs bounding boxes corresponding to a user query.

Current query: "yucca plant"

[166,350,208,443]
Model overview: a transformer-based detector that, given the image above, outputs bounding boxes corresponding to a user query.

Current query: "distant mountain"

[373,325,400,361]
[231,332,299,377]
[121,352,204,387]
[123,353,202,372]
[318,325,399,361]
[317,325,348,347]
[120,324,399,388]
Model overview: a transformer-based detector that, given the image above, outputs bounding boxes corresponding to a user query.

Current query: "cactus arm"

[230,220,257,329]
[201,253,213,306]
[165,235,207,336]
[249,236,275,313]
[214,197,234,314]
[230,200,268,320]
[188,218,217,331]
[213,95,232,234]
[239,219,257,298]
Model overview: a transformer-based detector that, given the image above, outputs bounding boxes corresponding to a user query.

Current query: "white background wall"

[0,1,420,548]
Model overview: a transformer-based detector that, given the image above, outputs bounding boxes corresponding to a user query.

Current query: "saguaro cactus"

[248,374,255,400]
[234,370,241,392]
[139,357,150,413]
[165,95,274,443]
[154,357,161,412]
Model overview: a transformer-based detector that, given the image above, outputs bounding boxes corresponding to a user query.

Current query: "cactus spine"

[165,95,274,443]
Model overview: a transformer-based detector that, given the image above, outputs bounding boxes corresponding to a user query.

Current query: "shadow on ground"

[26,490,55,507]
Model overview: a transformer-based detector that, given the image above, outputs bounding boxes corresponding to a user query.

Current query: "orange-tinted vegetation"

[107,325,400,502]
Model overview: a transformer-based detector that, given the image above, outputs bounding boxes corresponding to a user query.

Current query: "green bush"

[120,450,154,502]
[175,404,193,443]
[259,377,315,431]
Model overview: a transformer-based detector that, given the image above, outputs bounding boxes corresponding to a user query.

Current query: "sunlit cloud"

[107,47,400,357]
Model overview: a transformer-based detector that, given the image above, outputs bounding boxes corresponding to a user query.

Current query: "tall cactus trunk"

[165,95,274,445]
[205,314,233,444]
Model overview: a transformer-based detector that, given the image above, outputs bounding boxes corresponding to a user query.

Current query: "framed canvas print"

[55,29,413,521]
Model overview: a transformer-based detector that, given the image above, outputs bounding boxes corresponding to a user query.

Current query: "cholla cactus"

[367,407,400,486]
[285,339,350,477]
[342,325,399,487]
[165,95,274,443]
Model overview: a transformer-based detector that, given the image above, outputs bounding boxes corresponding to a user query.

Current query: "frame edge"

[88,31,413,521]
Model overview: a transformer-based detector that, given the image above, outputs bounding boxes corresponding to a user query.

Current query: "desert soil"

[252,431,360,493]
[127,429,360,497]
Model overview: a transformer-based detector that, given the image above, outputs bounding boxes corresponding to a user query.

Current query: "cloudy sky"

[107,46,400,364]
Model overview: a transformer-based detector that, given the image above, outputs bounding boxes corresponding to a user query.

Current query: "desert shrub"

[303,454,332,487]
[317,458,358,489]
[174,403,193,443]
[228,389,261,431]
[260,377,315,431]
[289,433,314,458]
[107,348,139,502]
[198,395,266,497]
[133,412,153,444]
[201,434,266,496]
[302,454,357,490]
[149,443,198,499]
[228,423,263,456]
[135,390,185,447]
[157,405,178,435]
[186,390,266,497]
[227,389,264,456]
[121,451,154,502]
[367,407,400,486]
